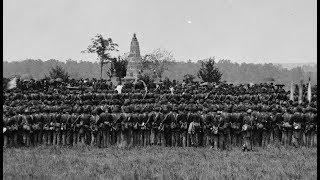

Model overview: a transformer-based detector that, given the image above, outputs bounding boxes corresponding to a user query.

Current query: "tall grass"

[3,145,317,180]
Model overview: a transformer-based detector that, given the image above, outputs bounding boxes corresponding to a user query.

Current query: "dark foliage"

[110,57,128,80]
[48,65,69,81]
[183,74,196,84]
[197,57,222,83]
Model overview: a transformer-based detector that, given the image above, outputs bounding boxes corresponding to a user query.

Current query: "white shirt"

[170,87,174,94]
[115,85,123,94]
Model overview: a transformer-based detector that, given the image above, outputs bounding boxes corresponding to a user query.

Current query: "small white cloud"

[187,20,192,24]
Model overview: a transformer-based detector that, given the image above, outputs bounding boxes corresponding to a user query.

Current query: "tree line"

[3,58,316,85]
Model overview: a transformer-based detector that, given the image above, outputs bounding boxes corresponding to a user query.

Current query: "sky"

[4,0,317,64]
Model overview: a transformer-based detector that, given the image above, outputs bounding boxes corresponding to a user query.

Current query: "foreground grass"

[3,145,317,180]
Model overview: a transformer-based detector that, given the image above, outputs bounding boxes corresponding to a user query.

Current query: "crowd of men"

[3,78,317,151]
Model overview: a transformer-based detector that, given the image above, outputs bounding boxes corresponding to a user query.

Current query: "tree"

[197,57,222,83]
[141,48,175,80]
[82,34,118,80]
[183,74,195,84]
[48,65,69,81]
[109,56,128,83]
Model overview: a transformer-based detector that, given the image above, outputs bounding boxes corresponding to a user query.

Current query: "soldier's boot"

[302,133,307,147]
[24,133,31,147]
[4,135,8,148]
[131,131,135,147]
[312,133,317,147]
[81,133,85,145]
[93,133,97,147]
[218,135,224,150]
[42,133,47,146]
[90,133,95,146]
[150,130,155,146]
[57,132,61,146]
[170,132,175,147]
[49,132,53,145]
[178,132,182,147]
[139,132,143,147]
[292,131,299,148]
[115,131,120,147]
[106,131,110,147]
[266,131,271,146]
[7,134,12,147]
[102,132,107,148]
[213,136,218,150]
[66,132,71,146]
[145,131,149,146]
[160,133,165,147]
[187,133,191,147]
[146,131,150,146]
[62,132,66,146]
[226,133,232,150]
[175,132,179,147]
[77,133,81,145]
[307,133,312,147]
[32,133,38,146]
[281,131,286,146]
[53,132,57,146]
[98,132,102,147]
[155,132,159,146]
[287,131,293,146]
[116,131,120,147]
[182,132,186,147]
[120,131,126,148]
[37,132,42,145]
[261,131,267,148]
[179,132,183,147]
[270,131,274,144]
[73,133,77,146]
[171,132,175,147]
[14,133,20,147]
[230,134,235,148]
[22,133,27,146]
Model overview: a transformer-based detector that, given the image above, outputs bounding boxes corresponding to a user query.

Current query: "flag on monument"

[298,80,303,104]
[307,78,312,103]
[7,77,17,90]
[289,82,294,101]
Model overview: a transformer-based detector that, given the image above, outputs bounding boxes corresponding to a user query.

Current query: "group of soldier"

[3,79,317,151]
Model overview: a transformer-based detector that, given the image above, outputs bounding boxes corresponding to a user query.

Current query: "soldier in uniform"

[242,109,253,151]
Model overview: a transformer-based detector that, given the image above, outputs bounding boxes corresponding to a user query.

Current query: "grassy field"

[3,145,317,180]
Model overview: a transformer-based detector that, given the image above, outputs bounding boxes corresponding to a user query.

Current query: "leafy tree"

[183,74,195,84]
[109,56,128,83]
[197,57,222,83]
[48,65,69,81]
[141,48,175,80]
[82,34,118,80]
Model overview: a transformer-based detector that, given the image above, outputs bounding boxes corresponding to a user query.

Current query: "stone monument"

[123,33,142,82]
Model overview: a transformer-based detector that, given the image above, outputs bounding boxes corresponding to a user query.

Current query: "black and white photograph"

[3,0,317,179]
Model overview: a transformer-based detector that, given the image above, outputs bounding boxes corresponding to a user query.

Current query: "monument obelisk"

[124,33,142,82]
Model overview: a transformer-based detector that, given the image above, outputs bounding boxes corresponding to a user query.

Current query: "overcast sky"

[4,0,317,64]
